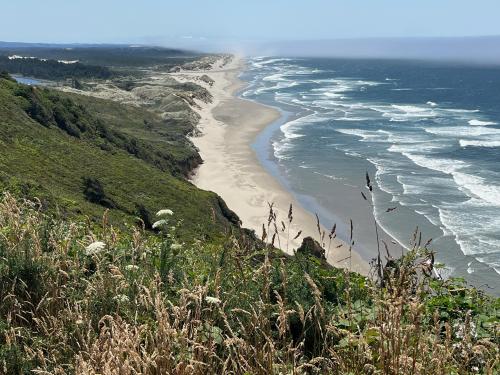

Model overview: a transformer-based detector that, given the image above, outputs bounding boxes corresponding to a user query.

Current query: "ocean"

[240,57,500,292]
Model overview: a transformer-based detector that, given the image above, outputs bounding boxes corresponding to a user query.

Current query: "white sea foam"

[280,123,305,140]
[376,180,400,196]
[294,68,323,75]
[424,126,500,137]
[280,113,324,140]
[475,256,500,275]
[272,140,294,160]
[442,108,480,114]
[336,116,371,121]
[323,92,344,98]
[438,200,500,259]
[335,128,389,142]
[367,156,406,174]
[388,141,443,154]
[355,80,383,87]
[396,174,457,200]
[397,175,428,196]
[311,79,382,97]
[254,80,300,95]
[367,104,437,122]
[263,73,286,82]
[401,153,466,174]
[392,104,436,115]
[459,139,500,148]
[421,209,442,227]
[344,150,362,158]
[452,172,500,206]
[388,133,431,144]
[468,119,498,126]
[367,103,486,125]
[255,57,293,66]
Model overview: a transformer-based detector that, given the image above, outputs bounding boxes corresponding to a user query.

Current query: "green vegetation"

[0,74,242,241]
[0,194,497,374]
[0,45,202,68]
[0,56,115,80]
[0,45,212,82]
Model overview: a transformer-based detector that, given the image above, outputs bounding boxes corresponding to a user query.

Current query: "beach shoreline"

[179,56,370,275]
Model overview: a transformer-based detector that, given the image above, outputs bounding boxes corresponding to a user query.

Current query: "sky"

[3,0,500,45]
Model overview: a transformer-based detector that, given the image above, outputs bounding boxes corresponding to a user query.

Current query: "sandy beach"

[176,57,370,275]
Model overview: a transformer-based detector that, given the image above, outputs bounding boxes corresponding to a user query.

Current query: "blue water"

[241,57,500,291]
[12,75,43,85]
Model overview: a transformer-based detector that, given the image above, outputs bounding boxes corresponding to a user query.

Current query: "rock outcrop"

[297,237,326,260]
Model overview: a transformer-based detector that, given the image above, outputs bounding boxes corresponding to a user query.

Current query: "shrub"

[82,177,116,208]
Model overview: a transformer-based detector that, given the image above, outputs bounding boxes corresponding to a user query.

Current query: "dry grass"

[0,192,498,374]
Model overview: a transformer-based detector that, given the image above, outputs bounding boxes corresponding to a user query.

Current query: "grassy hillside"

[0,193,498,374]
[0,74,243,242]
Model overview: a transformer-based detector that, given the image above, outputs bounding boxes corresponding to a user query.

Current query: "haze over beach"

[0,1,499,373]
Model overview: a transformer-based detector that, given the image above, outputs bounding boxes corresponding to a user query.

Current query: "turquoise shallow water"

[240,57,500,293]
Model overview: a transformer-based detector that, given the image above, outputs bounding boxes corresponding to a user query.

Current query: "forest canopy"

[0,55,115,80]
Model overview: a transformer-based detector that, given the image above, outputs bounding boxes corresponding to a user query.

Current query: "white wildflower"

[469,321,477,338]
[125,264,139,272]
[453,322,463,338]
[156,209,173,217]
[152,219,168,229]
[85,241,106,256]
[171,243,183,250]
[453,320,477,339]
[113,294,129,303]
[205,296,221,305]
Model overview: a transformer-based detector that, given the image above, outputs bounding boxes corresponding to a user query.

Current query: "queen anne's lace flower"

[125,264,139,272]
[453,320,477,339]
[113,294,129,303]
[85,241,106,256]
[171,243,183,250]
[156,209,173,217]
[152,219,168,229]
[205,296,221,304]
